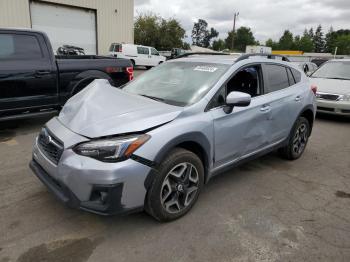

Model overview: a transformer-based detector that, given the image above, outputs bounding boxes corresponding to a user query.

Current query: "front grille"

[316,93,340,101]
[38,128,64,165]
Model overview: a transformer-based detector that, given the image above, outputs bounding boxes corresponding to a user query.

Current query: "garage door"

[30,1,97,55]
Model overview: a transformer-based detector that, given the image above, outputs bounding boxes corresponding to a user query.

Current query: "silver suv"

[30,54,316,222]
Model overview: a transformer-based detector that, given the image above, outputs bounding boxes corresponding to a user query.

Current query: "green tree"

[308,28,314,39]
[182,42,191,50]
[225,27,256,51]
[278,30,294,50]
[334,34,350,55]
[293,35,301,50]
[191,19,218,48]
[298,29,314,52]
[234,27,256,51]
[225,31,235,50]
[313,25,325,52]
[212,39,226,51]
[325,27,350,54]
[265,38,279,50]
[134,13,186,50]
[134,14,159,48]
[158,18,186,50]
[204,28,219,48]
[325,27,336,53]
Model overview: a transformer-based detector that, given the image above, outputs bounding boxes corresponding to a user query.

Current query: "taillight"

[311,85,317,95]
[126,67,133,81]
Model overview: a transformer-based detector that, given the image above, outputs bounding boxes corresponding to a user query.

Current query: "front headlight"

[338,94,350,101]
[73,134,150,162]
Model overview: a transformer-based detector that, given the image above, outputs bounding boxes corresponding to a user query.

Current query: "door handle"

[35,70,51,78]
[260,104,271,112]
[295,96,302,102]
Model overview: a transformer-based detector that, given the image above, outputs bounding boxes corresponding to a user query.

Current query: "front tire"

[145,148,204,222]
[279,117,310,160]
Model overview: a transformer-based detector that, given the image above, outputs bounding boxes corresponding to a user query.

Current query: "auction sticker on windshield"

[194,66,218,73]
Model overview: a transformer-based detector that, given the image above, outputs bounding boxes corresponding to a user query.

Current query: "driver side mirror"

[224,91,251,114]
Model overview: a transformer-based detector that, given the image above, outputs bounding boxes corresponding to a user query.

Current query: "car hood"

[58,79,183,138]
[310,77,350,95]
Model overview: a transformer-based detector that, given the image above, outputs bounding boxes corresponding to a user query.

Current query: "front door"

[0,32,57,114]
[136,46,150,66]
[208,64,273,170]
[150,47,161,66]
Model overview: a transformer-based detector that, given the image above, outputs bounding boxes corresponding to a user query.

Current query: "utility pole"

[231,12,239,51]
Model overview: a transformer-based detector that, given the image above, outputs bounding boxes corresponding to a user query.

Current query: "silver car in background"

[291,62,318,76]
[310,59,350,116]
[30,54,316,222]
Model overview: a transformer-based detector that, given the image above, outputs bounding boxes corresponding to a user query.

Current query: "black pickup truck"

[0,28,133,120]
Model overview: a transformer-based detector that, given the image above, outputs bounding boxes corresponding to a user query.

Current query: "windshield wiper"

[140,94,166,102]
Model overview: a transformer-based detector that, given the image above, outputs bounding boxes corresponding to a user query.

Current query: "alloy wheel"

[160,162,199,214]
[292,123,308,155]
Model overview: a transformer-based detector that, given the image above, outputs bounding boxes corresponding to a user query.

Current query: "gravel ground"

[0,72,349,261]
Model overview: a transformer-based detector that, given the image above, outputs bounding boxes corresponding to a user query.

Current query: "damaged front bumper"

[30,117,153,215]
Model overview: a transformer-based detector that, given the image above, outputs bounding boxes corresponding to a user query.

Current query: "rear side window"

[264,64,290,93]
[137,47,149,55]
[291,68,301,83]
[287,68,296,85]
[0,34,43,60]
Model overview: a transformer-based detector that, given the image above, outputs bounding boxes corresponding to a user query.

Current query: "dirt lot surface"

[0,71,349,261]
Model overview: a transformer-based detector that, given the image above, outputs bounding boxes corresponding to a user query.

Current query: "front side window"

[311,61,350,80]
[208,65,262,110]
[151,48,159,56]
[0,34,43,60]
[265,64,290,93]
[123,62,229,106]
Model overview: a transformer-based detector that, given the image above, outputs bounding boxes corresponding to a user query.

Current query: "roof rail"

[175,52,230,59]
[236,53,290,62]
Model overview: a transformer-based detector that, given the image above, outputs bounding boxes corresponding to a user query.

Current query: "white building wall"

[0,0,134,54]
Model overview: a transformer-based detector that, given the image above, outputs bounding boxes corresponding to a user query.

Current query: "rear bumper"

[316,100,350,116]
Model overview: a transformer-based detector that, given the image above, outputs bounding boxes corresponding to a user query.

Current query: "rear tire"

[145,148,204,222]
[279,117,310,160]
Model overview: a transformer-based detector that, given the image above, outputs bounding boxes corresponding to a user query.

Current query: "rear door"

[262,63,304,143]
[0,32,57,114]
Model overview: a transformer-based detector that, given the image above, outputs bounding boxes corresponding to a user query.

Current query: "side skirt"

[208,138,287,181]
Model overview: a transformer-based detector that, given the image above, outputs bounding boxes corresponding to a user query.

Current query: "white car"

[291,62,318,76]
[109,43,166,68]
[310,59,350,116]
